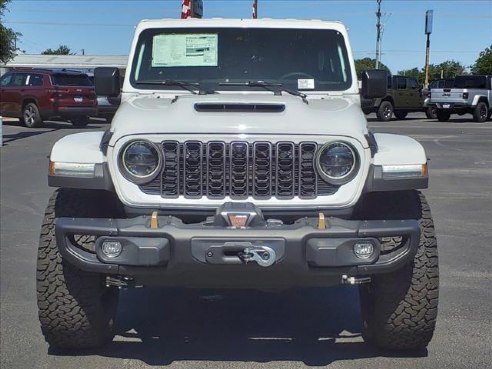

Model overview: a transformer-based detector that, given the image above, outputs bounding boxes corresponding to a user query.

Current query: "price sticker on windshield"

[152,33,218,67]
[298,79,315,90]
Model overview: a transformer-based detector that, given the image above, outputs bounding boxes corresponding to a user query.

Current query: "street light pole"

[424,10,433,87]
[253,0,258,19]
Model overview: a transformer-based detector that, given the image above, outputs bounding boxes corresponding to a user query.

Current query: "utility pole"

[253,0,258,19]
[375,0,382,69]
[424,10,433,87]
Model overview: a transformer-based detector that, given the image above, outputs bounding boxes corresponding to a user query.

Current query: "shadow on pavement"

[2,119,105,130]
[49,286,427,366]
[2,129,58,144]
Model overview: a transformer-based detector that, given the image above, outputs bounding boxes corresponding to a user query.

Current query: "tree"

[471,45,492,75]
[0,0,22,63]
[41,45,74,55]
[397,67,422,82]
[428,61,466,80]
[354,58,390,79]
[398,60,467,83]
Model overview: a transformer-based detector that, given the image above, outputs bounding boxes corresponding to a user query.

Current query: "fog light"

[101,240,122,258]
[353,242,374,259]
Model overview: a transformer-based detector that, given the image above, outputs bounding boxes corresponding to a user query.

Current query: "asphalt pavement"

[1,113,491,369]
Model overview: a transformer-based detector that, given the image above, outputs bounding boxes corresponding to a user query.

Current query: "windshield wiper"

[135,79,216,95]
[219,80,308,104]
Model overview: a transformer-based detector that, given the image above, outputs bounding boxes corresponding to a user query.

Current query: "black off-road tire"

[358,190,439,351]
[436,110,450,122]
[394,110,408,120]
[70,116,90,127]
[473,102,488,123]
[425,106,437,119]
[376,101,393,122]
[21,102,43,128]
[37,189,124,349]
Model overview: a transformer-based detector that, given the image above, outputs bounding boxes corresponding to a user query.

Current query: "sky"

[3,0,492,74]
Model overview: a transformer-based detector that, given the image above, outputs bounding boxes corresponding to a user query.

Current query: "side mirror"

[94,67,120,97]
[361,69,388,99]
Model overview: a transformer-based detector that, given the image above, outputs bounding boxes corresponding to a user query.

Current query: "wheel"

[21,102,43,128]
[358,191,439,351]
[394,110,408,120]
[71,116,89,127]
[425,106,437,119]
[37,189,124,349]
[376,101,393,121]
[436,110,450,122]
[473,102,489,123]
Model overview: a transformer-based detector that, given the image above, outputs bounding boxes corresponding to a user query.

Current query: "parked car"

[422,78,455,119]
[361,75,428,121]
[0,68,97,128]
[430,75,492,122]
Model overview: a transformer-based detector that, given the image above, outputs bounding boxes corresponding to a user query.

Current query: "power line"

[3,21,134,27]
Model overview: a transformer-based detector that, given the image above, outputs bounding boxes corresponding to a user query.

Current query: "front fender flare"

[49,132,113,190]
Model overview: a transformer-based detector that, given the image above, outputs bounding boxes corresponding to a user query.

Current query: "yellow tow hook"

[150,211,159,229]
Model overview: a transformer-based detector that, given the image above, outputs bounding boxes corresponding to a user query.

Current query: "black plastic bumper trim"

[55,215,421,285]
[56,107,97,116]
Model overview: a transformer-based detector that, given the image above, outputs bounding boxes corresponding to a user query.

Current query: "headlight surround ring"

[315,141,359,185]
[118,140,162,184]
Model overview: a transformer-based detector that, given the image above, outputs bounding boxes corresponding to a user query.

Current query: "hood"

[111,93,368,143]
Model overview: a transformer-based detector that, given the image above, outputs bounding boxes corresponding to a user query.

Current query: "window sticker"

[152,34,218,67]
[298,79,315,90]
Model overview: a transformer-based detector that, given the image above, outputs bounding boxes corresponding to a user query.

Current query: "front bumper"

[56,214,420,288]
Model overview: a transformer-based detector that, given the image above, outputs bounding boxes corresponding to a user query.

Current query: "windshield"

[130,27,352,92]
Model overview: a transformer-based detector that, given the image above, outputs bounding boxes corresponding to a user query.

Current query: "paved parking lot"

[1,113,491,369]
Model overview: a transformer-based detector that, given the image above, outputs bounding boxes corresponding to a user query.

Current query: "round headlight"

[119,140,161,184]
[316,142,358,184]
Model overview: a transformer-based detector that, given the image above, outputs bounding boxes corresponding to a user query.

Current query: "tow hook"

[341,275,372,285]
[238,246,276,267]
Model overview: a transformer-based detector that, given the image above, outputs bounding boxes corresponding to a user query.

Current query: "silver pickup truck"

[430,75,491,122]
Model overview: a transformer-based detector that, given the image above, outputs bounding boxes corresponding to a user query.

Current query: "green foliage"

[429,61,466,79]
[41,45,74,55]
[398,60,467,83]
[354,58,390,79]
[471,45,492,75]
[0,0,22,64]
[397,67,422,82]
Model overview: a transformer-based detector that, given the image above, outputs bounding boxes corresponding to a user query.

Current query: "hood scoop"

[194,103,285,113]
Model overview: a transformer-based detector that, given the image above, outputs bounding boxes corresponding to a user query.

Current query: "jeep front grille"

[139,141,339,199]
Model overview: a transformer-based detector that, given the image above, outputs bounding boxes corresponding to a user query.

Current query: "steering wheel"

[279,72,314,81]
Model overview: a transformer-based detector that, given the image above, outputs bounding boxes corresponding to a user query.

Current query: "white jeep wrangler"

[37,18,438,351]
